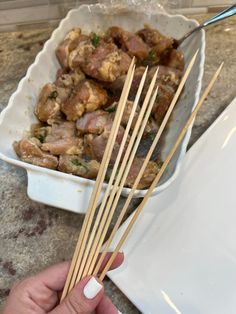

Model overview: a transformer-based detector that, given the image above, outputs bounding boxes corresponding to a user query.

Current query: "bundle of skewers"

[61,52,223,300]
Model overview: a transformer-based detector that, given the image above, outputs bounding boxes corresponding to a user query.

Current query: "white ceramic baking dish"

[0,4,205,214]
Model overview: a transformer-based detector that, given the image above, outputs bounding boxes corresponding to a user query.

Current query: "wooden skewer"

[99,62,224,281]
[81,84,159,279]
[67,61,135,292]
[61,58,135,300]
[93,50,199,276]
[73,67,150,283]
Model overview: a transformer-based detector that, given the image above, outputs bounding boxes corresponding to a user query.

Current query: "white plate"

[0,4,204,213]
[108,97,236,314]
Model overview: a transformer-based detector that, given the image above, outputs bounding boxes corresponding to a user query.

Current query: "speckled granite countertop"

[0,14,235,313]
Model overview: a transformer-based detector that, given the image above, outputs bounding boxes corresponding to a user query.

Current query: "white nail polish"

[107,249,124,254]
[83,277,103,299]
[118,311,123,314]
[107,244,124,253]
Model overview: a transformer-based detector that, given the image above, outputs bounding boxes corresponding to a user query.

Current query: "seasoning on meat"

[84,122,125,165]
[80,42,132,82]
[108,66,146,99]
[56,28,83,68]
[14,139,58,169]
[107,26,149,60]
[126,158,161,189]
[137,26,174,64]
[161,49,184,71]
[68,35,95,70]
[61,79,108,121]
[59,155,100,179]
[35,83,61,124]
[41,121,84,155]
[76,110,110,134]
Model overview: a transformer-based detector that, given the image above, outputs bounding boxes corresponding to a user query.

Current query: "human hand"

[2,253,123,314]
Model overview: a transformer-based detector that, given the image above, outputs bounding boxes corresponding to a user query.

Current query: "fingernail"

[118,311,123,314]
[83,277,103,299]
[107,244,124,253]
[107,250,124,254]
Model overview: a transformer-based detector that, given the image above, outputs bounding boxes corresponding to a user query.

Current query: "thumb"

[50,276,104,314]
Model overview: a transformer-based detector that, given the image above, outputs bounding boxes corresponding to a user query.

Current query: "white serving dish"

[108,97,236,314]
[0,4,205,214]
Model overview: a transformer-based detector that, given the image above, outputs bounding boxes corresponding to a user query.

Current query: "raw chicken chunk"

[13,139,58,169]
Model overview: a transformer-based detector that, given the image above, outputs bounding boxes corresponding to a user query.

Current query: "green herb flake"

[72,159,82,167]
[142,59,150,66]
[143,49,157,66]
[106,167,119,179]
[105,106,116,113]
[157,161,164,170]
[107,90,115,98]
[91,34,100,47]
[71,159,88,170]
[47,90,58,100]
[148,131,156,141]
[148,49,157,61]
[37,135,45,143]
[155,93,160,102]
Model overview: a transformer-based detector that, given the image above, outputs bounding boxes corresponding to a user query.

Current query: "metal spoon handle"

[202,4,236,27]
[178,4,236,46]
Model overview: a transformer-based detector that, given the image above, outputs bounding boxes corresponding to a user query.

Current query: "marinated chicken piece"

[77,100,140,135]
[137,26,173,48]
[54,80,71,103]
[58,155,100,179]
[56,28,83,68]
[161,49,184,71]
[45,121,76,141]
[159,65,182,88]
[133,66,180,124]
[80,42,131,82]
[108,66,146,99]
[106,100,139,130]
[152,84,175,124]
[68,35,95,70]
[107,26,149,60]
[124,66,180,125]
[41,121,83,155]
[120,51,133,73]
[126,158,160,189]
[42,138,83,155]
[61,79,108,121]
[84,122,125,165]
[14,139,58,169]
[31,124,51,143]
[109,100,158,134]
[55,68,85,100]
[83,134,96,159]
[148,65,182,91]
[65,69,86,86]
[122,100,138,127]
[76,110,110,134]
[35,83,61,124]
[56,86,71,103]
[56,68,67,79]
[137,26,174,64]
[108,65,181,101]
[144,117,159,134]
